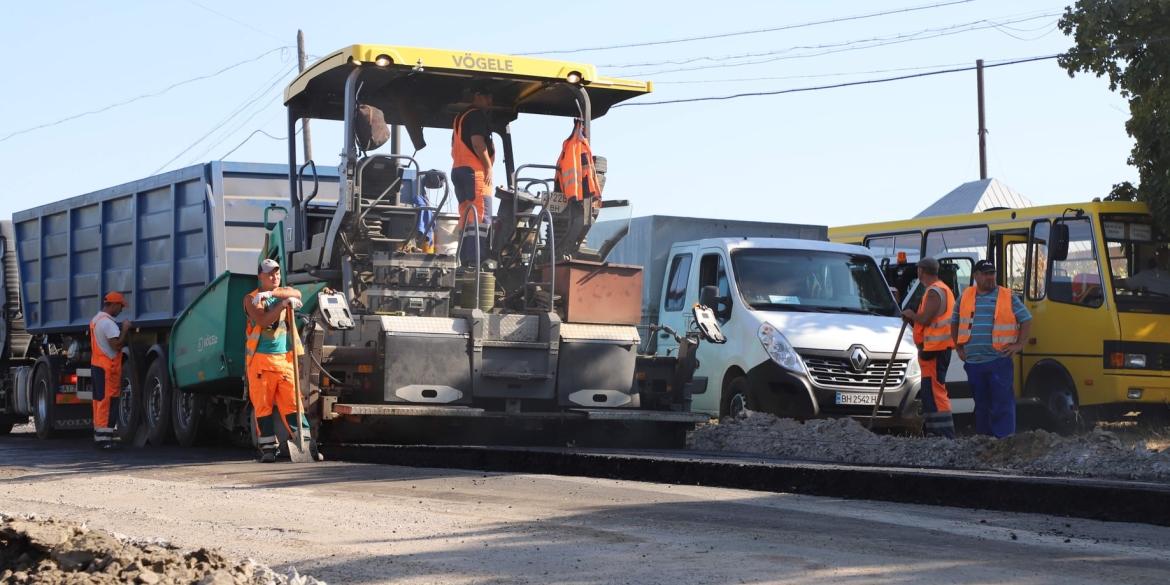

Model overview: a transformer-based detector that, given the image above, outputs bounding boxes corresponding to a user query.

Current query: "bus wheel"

[722,377,750,419]
[143,359,174,445]
[32,367,56,440]
[172,388,208,447]
[117,360,143,443]
[1041,383,1078,435]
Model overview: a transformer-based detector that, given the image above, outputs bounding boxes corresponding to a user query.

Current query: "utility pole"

[298,30,312,161]
[976,59,987,180]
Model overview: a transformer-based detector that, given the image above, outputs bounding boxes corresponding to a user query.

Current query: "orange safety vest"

[956,286,1019,350]
[89,313,120,372]
[451,108,495,172]
[913,281,955,351]
[554,119,600,202]
[244,287,304,370]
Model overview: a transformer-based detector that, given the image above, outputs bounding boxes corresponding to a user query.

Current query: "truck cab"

[654,238,922,428]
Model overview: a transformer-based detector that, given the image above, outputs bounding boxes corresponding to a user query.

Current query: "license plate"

[836,392,877,405]
[547,192,568,214]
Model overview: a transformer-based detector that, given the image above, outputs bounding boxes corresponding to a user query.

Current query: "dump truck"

[0,45,725,447]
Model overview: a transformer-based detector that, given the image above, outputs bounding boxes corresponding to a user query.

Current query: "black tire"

[117,359,143,443]
[143,359,174,445]
[721,376,750,419]
[32,366,56,440]
[1040,382,1079,435]
[172,388,208,448]
[592,156,607,174]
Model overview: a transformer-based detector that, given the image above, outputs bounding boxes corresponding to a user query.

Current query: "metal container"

[601,215,827,329]
[11,162,340,335]
[542,259,643,325]
[478,272,496,312]
[168,271,254,395]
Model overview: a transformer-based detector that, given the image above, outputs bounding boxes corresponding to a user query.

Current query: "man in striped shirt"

[951,260,1032,438]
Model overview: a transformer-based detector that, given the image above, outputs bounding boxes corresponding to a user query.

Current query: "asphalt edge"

[324,444,1170,527]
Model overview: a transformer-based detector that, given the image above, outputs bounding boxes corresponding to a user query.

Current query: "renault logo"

[850,347,869,372]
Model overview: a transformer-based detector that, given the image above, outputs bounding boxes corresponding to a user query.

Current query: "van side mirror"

[699,285,719,310]
[1051,222,1070,262]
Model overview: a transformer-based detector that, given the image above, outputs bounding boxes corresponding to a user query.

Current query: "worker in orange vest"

[952,260,1033,438]
[900,258,956,439]
[451,84,495,265]
[243,259,311,462]
[552,118,602,253]
[89,292,132,451]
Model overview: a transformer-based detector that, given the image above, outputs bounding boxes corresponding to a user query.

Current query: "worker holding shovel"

[243,259,316,462]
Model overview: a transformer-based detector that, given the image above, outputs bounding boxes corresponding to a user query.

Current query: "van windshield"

[731,249,898,316]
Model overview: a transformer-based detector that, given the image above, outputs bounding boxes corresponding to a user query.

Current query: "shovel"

[868,320,909,431]
[285,304,316,463]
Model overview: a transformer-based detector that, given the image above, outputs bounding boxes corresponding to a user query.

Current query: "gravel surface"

[0,514,324,585]
[689,410,1170,482]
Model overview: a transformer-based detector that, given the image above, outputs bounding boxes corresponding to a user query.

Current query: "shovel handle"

[868,319,908,431]
[287,305,307,441]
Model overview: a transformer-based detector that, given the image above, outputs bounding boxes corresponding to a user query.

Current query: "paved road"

[1,431,1168,584]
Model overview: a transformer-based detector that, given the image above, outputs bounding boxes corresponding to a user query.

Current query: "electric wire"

[218,126,301,161]
[518,0,978,55]
[181,0,288,44]
[614,35,1170,108]
[602,12,1057,70]
[625,14,1060,77]
[0,46,291,143]
[182,61,299,166]
[154,61,297,174]
[656,61,973,84]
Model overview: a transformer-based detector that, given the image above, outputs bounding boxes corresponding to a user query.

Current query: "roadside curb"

[325,444,1170,527]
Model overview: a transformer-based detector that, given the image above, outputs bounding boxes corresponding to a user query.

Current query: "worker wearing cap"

[89,292,132,451]
[952,260,1033,438]
[243,259,308,462]
[900,258,956,439]
[451,84,495,265]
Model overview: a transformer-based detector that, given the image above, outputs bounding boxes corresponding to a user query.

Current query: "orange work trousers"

[247,353,307,448]
[91,362,122,443]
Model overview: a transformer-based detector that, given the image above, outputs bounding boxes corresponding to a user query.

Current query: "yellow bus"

[830,200,1169,431]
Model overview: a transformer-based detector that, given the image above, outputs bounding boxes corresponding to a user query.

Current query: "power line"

[626,13,1060,77]
[153,62,297,174]
[602,12,1057,70]
[181,0,287,45]
[614,36,1170,108]
[518,0,977,55]
[656,61,973,85]
[0,46,291,143]
[218,126,299,161]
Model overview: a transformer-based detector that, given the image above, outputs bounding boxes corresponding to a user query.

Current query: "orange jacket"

[89,313,120,373]
[956,286,1019,350]
[555,119,600,201]
[913,281,955,351]
[451,109,494,172]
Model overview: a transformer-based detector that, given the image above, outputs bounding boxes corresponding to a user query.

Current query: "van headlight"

[758,323,805,373]
[907,354,921,377]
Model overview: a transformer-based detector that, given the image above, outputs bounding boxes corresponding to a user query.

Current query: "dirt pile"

[0,514,325,585]
[688,411,1170,482]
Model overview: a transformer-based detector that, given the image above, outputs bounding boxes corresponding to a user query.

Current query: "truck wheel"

[117,360,143,443]
[172,388,208,447]
[143,359,174,445]
[1041,382,1078,435]
[32,367,56,440]
[721,377,750,419]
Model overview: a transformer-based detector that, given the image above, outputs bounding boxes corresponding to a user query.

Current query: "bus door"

[924,226,990,415]
[1024,217,1118,412]
[995,229,1030,392]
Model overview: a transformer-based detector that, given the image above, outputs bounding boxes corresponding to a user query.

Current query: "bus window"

[1005,242,1028,295]
[1028,220,1049,300]
[865,232,921,264]
[924,226,988,264]
[1102,214,1170,308]
[1049,218,1104,308]
[940,258,972,298]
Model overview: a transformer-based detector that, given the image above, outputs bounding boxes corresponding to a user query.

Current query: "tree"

[1058,0,1170,230]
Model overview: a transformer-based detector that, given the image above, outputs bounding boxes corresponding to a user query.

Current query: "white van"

[650,238,922,427]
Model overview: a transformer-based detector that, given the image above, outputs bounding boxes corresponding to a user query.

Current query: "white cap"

[259,258,281,274]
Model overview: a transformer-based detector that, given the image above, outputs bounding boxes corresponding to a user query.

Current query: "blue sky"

[0,1,1135,227]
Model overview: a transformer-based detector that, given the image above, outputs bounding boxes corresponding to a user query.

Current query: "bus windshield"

[1103,214,1170,310]
[731,249,899,317]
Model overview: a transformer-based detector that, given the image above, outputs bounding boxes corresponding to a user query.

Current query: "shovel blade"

[287,433,316,463]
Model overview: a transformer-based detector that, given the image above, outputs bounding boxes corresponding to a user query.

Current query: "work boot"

[94,441,122,452]
[258,448,277,463]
